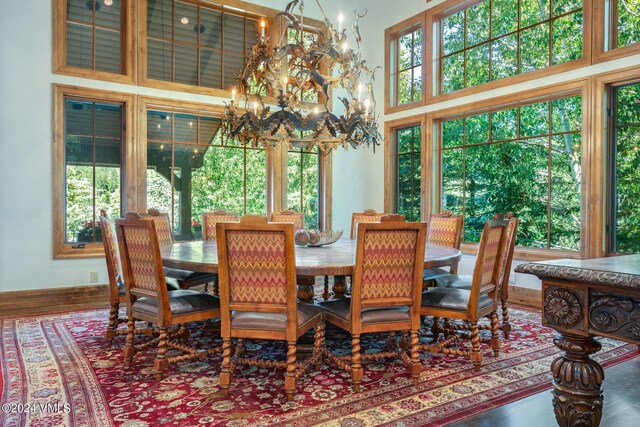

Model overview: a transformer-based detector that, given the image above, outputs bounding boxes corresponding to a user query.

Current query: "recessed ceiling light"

[181,17,189,25]
[104,0,113,6]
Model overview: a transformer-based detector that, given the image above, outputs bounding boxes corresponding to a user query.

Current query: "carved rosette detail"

[545,289,582,327]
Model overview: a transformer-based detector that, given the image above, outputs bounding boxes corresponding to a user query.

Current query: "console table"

[515,255,640,427]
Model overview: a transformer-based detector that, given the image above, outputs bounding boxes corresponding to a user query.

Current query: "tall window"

[389,25,423,108]
[146,109,266,240]
[145,0,260,89]
[609,0,640,49]
[287,147,319,229]
[441,95,582,250]
[64,98,123,244]
[608,81,640,253]
[63,0,125,74]
[440,0,583,94]
[397,126,422,222]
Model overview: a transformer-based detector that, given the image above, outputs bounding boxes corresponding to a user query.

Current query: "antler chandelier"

[221,0,382,152]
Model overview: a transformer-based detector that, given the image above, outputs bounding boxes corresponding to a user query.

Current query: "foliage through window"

[64,99,123,243]
[610,0,640,49]
[287,147,320,229]
[391,26,423,106]
[146,109,266,241]
[397,126,422,222]
[146,0,260,89]
[441,95,582,250]
[608,81,640,253]
[65,0,124,73]
[440,0,583,94]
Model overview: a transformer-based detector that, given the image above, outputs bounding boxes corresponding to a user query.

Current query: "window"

[55,0,134,82]
[145,108,266,241]
[396,126,422,222]
[386,16,424,111]
[287,147,320,229]
[609,0,640,49]
[439,0,583,94]
[440,95,582,250]
[144,0,261,91]
[54,86,133,258]
[608,81,640,253]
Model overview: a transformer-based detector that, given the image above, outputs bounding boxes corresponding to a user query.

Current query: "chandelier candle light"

[221,0,382,152]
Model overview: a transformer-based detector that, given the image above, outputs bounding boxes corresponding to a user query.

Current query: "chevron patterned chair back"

[202,209,240,241]
[350,209,386,239]
[427,211,463,249]
[270,209,305,231]
[143,209,173,249]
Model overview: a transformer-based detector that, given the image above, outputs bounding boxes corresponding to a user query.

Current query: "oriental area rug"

[1,307,637,427]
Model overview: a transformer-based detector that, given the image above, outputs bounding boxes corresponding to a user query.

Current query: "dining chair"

[319,215,427,391]
[420,218,508,371]
[99,210,179,346]
[117,212,221,380]
[270,209,305,230]
[216,215,324,401]
[350,209,386,240]
[144,209,216,291]
[434,213,519,338]
[202,209,240,241]
[422,211,463,287]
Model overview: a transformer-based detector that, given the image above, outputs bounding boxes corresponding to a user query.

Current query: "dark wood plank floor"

[448,356,640,427]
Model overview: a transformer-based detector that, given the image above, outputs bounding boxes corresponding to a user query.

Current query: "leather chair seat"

[231,303,322,331]
[435,274,471,288]
[318,298,410,324]
[117,279,179,296]
[132,290,220,316]
[422,287,494,312]
[163,267,215,283]
[423,267,451,283]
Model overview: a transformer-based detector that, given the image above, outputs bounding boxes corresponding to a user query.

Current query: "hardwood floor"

[448,356,640,427]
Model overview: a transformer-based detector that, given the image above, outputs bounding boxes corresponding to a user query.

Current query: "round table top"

[162,238,461,276]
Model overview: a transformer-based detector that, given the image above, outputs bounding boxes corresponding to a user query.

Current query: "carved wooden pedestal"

[551,334,604,427]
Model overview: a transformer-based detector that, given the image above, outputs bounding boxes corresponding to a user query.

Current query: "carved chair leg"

[400,331,409,352]
[351,334,363,392]
[234,338,246,359]
[470,322,482,372]
[385,332,397,352]
[212,279,219,296]
[284,341,297,402]
[410,330,421,385]
[123,317,136,367]
[313,322,325,370]
[501,299,511,338]
[106,302,120,346]
[490,311,501,357]
[154,327,169,381]
[431,316,441,337]
[323,276,330,301]
[220,338,233,397]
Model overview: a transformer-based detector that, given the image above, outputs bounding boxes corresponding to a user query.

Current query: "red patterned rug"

[1,307,637,427]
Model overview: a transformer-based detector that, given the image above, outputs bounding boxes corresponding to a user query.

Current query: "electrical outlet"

[90,271,99,283]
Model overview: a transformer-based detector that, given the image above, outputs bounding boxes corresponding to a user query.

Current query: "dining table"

[162,238,462,302]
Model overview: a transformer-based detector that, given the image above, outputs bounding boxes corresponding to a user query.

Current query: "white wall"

[0,0,327,293]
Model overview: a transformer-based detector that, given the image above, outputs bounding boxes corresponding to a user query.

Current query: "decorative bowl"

[306,230,343,247]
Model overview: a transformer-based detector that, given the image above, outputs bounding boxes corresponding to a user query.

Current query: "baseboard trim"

[508,284,541,309]
[0,284,110,317]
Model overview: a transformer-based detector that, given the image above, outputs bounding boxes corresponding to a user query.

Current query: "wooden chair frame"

[270,209,305,230]
[216,215,324,401]
[322,215,428,391]
[202,209,240,241]
[117,212,221,380]
[427,210,463,272]
[350,209,386,240]
[421,219,508,371]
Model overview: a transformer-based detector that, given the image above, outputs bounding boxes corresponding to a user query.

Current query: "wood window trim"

[384,114,429,220]
[53,84,136,259]
[423,78,595,260]
[53,0,136,85]
[423,0,593,106]
[593,0,640,63]
[384,13,427,115]
[593,66,640,255]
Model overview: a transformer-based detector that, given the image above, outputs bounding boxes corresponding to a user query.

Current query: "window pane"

[399,33,413,70]
[519,22,550,73]
[520,0,550,27]
[64,100,122,244]
[174,113,197,143]
[223,13,245,54]
[200,49,222,88]
[174,44,198,85]
[465,43,489,87]
[465,1,490,46]
[491,34,518,81]
[174,1,197,44]
[223,53,244,90]
[200,8,222,49]
[396,126,421,222]
[442,118,464,149]
[95,0,121,29]
[199,116,222,144]
[442,52,464,94]
[398,69,413,105]
[287,150,319,229]
[67,0,93,24]
[553,0,581,16]
[442,11,464,55]
[552,11,582,65]
[148,39,172,81]
[95,28,121,74]
[618,1,640,49]
[492,0,518,37]
[147,0,172,39]
[67,22,94,69]
[441,96,582,249]
[244,149,268,215]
